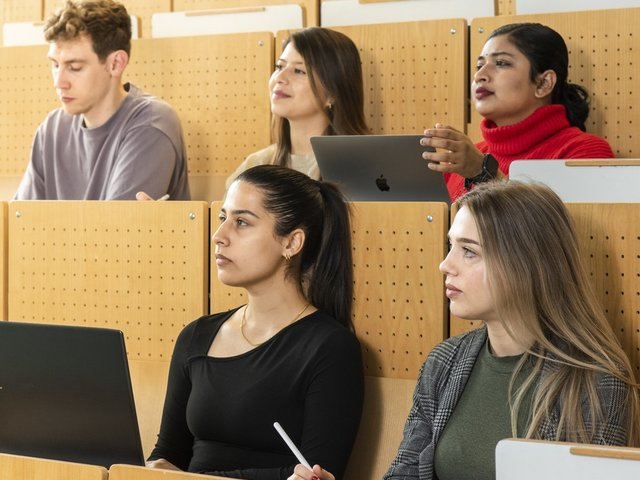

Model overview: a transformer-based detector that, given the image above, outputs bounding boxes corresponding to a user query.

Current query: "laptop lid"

[312,134,450,203]
[0,321,145,468]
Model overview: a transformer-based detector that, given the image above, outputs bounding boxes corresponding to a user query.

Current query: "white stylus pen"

[273,421,311,469]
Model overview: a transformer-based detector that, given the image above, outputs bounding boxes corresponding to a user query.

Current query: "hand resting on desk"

[146,458,181,471]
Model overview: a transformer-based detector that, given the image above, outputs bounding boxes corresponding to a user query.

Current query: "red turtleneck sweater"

[445,104,614,201]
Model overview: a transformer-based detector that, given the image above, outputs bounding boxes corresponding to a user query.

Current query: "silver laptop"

[0,321,145,468]
[312,134,450,203]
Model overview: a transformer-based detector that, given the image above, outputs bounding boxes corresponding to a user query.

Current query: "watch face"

[484,154,499,177]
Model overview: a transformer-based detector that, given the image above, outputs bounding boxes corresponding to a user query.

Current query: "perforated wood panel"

[174,0,319,27]
[330,19,468,134]
[43,0,171,38]
[8,201,209,361]
[449,203,640,376]
[568,203,640,377]
[0,44,56,176]
[468,9,640,155]
[209,200,247,312]
[126,33,273,199]
[351,202,448,379]
[0,203,7,320]
[496,0,515,16]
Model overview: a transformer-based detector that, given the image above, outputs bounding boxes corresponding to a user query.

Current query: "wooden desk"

[0,453,107,480]
[110,464,239,480]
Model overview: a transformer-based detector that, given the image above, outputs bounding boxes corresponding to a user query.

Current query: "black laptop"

[312,134,451,203]
[0,321,145,468]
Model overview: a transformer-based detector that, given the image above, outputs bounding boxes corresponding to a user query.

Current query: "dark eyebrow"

[48,56,87,64]
[276,58,305,66]
[477,51,516,61]
[220,207,260,219]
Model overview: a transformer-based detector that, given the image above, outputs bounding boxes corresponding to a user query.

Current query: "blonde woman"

[290,181,638,480]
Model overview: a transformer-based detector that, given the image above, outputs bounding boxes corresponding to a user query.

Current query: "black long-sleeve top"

[148,308,364,480]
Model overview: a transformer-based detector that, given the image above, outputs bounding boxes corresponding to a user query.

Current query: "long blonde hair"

[457,181,639,446]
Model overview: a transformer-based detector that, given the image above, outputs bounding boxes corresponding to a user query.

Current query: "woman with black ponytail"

[421,22,614,201]
[148,165,363,480]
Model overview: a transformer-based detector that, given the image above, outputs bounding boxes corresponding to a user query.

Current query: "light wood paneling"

[129,359,171,459]
[0,453,107,480]
[8,201,209,361]
[344,376,414,480]
[468,8,640,155]
[0,203,7,320]
[496,0,515,15]
[327,19,468,134]
[126,33,274,201]
[350,202,448,379]
[7,201,209,460]
[568,203,640,376]
[0,44,55,176]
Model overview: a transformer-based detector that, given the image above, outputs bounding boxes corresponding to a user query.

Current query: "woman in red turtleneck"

[421,23,614,202]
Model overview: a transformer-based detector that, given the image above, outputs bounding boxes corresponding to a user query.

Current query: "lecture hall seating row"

[0,8,638,202]
[5,439,640,480]
[1,196,639,479]
[0,0,515,43]
[3,0,633,40]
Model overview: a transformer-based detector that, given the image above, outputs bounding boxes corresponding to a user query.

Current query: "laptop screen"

[0,321,145,468]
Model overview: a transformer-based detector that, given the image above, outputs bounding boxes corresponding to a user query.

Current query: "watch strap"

[464,154,498,190]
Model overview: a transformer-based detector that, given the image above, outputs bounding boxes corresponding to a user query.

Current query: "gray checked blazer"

[383,326,631,480]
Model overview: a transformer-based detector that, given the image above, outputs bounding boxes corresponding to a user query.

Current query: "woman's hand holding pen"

[274,423,335,480]
[288,464,335,480]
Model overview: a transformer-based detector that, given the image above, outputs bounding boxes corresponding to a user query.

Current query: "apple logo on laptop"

[376,174,390,192]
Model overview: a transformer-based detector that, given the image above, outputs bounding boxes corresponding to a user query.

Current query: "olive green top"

[433,339,536,480]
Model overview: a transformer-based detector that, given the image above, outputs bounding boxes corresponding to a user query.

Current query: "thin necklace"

[240,303,310,347]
